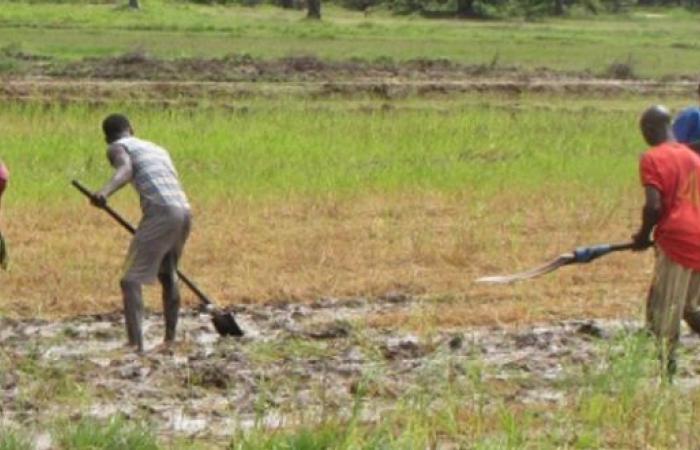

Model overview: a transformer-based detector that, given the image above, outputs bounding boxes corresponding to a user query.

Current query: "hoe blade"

[211,311,244,337]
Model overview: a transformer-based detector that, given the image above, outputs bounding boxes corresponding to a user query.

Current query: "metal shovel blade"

[475,255,573,285]
[211,311,244,337]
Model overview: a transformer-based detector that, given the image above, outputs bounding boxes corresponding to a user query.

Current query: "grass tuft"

[56,416,159,450]
[0,430,31,450]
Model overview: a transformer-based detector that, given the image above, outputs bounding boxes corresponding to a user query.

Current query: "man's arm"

[92,144,133,207]
[631,185,662,250]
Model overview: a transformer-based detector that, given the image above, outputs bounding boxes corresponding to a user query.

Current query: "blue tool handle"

[573,244,613,263]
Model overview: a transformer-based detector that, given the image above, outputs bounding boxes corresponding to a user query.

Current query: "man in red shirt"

[0,160,8,270]
[633,105,700,376]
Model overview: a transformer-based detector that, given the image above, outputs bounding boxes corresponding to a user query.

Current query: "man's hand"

[93,144,133,206]
[631,230,653,251]
[91,192,107,208]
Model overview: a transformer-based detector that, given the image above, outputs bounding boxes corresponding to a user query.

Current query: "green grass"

[0,1,700,77]
[0,431,31,450]
[0,95,667,206]
[56,416,159,450]
[229,330,697,449]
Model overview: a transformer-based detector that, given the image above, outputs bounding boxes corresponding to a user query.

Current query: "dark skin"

[91,128,134,207]
[631,185,661,250]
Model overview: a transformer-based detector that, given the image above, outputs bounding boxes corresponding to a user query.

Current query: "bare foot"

[109,342,144,361]
[150,341,177,355]
[125,341,145,353]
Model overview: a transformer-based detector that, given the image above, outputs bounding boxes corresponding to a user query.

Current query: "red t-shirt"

[640,142,700,270]
[0,163,8,198]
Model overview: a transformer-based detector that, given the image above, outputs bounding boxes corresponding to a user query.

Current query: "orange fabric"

[640,142,700,270]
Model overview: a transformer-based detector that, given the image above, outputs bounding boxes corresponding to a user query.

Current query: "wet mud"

[2,297,700,441]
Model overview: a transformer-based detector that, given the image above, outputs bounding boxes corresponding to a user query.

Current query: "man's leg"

[158,210,191,345]
[120,278,144,352]
[683,273,700,334]
[158,253,180,343]
[121,207,185,352]
[646,251,691,377]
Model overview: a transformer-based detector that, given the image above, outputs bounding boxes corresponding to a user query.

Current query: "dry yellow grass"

[0,188,651,327]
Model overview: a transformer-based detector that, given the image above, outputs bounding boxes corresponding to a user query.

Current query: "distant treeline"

[10,0,700,18]
[189,0,700,18]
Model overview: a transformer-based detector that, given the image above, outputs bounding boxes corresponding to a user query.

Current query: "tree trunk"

[129,0,140,9]
[307,0,321,19]
[456,0,475,17]
[553,0,564,14]
[280,0,294,8]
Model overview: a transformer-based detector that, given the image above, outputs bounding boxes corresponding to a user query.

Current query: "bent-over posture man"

[0,160,9,269]
[93,114,191,353]
[632,105,700,375]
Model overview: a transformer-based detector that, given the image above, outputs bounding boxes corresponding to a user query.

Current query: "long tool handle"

[71,179,214,306]
[572,241,636,263]
[609,242,637,252]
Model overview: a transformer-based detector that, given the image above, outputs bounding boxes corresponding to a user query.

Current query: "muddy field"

[3,41,699,447]
[2,296,698,445]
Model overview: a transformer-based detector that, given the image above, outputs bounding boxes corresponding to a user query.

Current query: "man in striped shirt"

[93,114,191,353]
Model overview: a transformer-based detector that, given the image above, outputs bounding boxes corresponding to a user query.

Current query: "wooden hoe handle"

[71,179,214,306]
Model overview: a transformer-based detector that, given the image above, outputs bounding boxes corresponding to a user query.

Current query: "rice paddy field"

[3,1,700,448]
[0,95,658,320]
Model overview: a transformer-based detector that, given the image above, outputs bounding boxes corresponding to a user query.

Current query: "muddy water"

[1,297,698,441]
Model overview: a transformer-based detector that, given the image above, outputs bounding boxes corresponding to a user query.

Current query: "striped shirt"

[115,137,190,212]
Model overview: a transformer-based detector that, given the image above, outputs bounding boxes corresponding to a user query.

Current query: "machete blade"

[475,254,575,285]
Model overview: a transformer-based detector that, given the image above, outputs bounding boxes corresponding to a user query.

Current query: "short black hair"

[102,113,131,143]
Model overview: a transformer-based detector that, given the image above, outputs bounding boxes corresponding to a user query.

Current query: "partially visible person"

[632,105,700,377]
[0,160,7,208]
[0,160,8,270]
[672,82,700,146]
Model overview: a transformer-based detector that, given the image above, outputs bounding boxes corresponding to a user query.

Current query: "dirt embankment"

[2,52,698,103]
[12,51,552,83]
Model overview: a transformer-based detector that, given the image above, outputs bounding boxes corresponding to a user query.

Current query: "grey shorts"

[122,205,191,284]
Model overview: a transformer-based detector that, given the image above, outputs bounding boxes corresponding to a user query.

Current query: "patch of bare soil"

[43,53,526,83]
[1,52,697,103]
[1,77,696,106]
[2,297,699,443]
